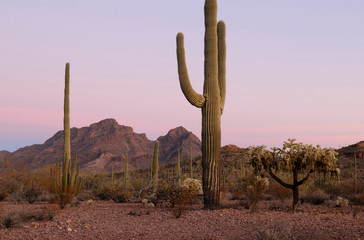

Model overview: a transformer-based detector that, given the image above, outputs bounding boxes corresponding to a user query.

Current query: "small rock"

[67,227,72,232]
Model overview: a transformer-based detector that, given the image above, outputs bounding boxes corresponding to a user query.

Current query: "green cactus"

[240,158,246,180]
[151,141,159,193]
[50,154,80,209]
[63,62,71,190]
[111,166,115,182]
[177,148,182,185]
[189,148,193,179]
[124,152,129,191]
[49,63,80,208]
[176,0,226,208]
[222,169,226,190]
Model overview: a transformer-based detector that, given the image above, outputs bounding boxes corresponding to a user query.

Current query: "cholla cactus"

[335,197,349,208]
[249,139,338,209]
[142,199,148,205]
[182,178,203,195]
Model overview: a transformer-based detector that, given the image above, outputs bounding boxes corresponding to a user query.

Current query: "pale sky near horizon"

[1,0,364,152]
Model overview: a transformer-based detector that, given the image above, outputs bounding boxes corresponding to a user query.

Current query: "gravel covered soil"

[0,201,363,240]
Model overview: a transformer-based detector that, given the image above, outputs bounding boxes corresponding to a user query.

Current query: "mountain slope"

[7,119,202,173]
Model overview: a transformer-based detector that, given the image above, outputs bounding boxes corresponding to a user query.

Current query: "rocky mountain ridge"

[5,119,202,173]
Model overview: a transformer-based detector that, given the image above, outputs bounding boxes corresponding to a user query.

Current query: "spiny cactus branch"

[176,33,206,108]
[217,20,226,114]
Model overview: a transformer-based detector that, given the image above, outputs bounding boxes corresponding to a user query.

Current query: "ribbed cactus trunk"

[124,152,129,191]
[111,166,115,182]
[177,149,182,186]
[176,0,226,209]
[190,148,193,179]
[63,62,71,192]
[152,141,159,193]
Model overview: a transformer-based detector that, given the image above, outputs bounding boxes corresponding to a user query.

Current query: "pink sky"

[1,1,364,152]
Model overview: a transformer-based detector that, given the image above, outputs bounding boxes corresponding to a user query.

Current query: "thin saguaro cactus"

[189,148,193,179]
[177,148,182,186]
[111,166,115,182]
[50,63,80,208]
[151,141,159,193]
[176,0,226,208]
[63,62,71,190]
[124,152,129,191]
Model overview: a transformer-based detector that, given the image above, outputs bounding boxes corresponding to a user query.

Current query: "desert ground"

[1,200,363,240]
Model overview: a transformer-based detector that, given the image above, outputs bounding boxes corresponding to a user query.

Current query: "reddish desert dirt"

[0,201,363,240]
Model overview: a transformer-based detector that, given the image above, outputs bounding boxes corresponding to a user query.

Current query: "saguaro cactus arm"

[176,33,206,108]
[217,20,226,114]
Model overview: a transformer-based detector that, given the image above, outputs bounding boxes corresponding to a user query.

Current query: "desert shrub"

[227,175,245,200]
[80,174,106,191]
[322,182,343,199]
[94,183,130,203]
[353,193,364,205]
[155,184,198,218]
[269,180,291,202]
[0,169,26,199]
[21,179,44,204]
[1,214,19,228]
[131,177,149,198]
[255,223,321,240]
[0,185,8,201]
[76,190,94,201]
[300,189,330,205]
[243,174,269,210]
[0,204,57,229]
[268,199,292,212]
[323,179,364,200]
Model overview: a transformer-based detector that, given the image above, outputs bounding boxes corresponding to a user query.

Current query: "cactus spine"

[124,152,129,191]
[151,141,159,193]
[176,0,226,208]
[177,148,182,185]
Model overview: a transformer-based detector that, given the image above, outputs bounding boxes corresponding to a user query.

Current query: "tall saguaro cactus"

[49,63,80,208]
[176,0,226,208]
[63,62,71,190]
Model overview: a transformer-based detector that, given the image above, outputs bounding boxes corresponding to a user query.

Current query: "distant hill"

[338,141,364,158]
[0,150,11,160]
[6,119,202,173]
